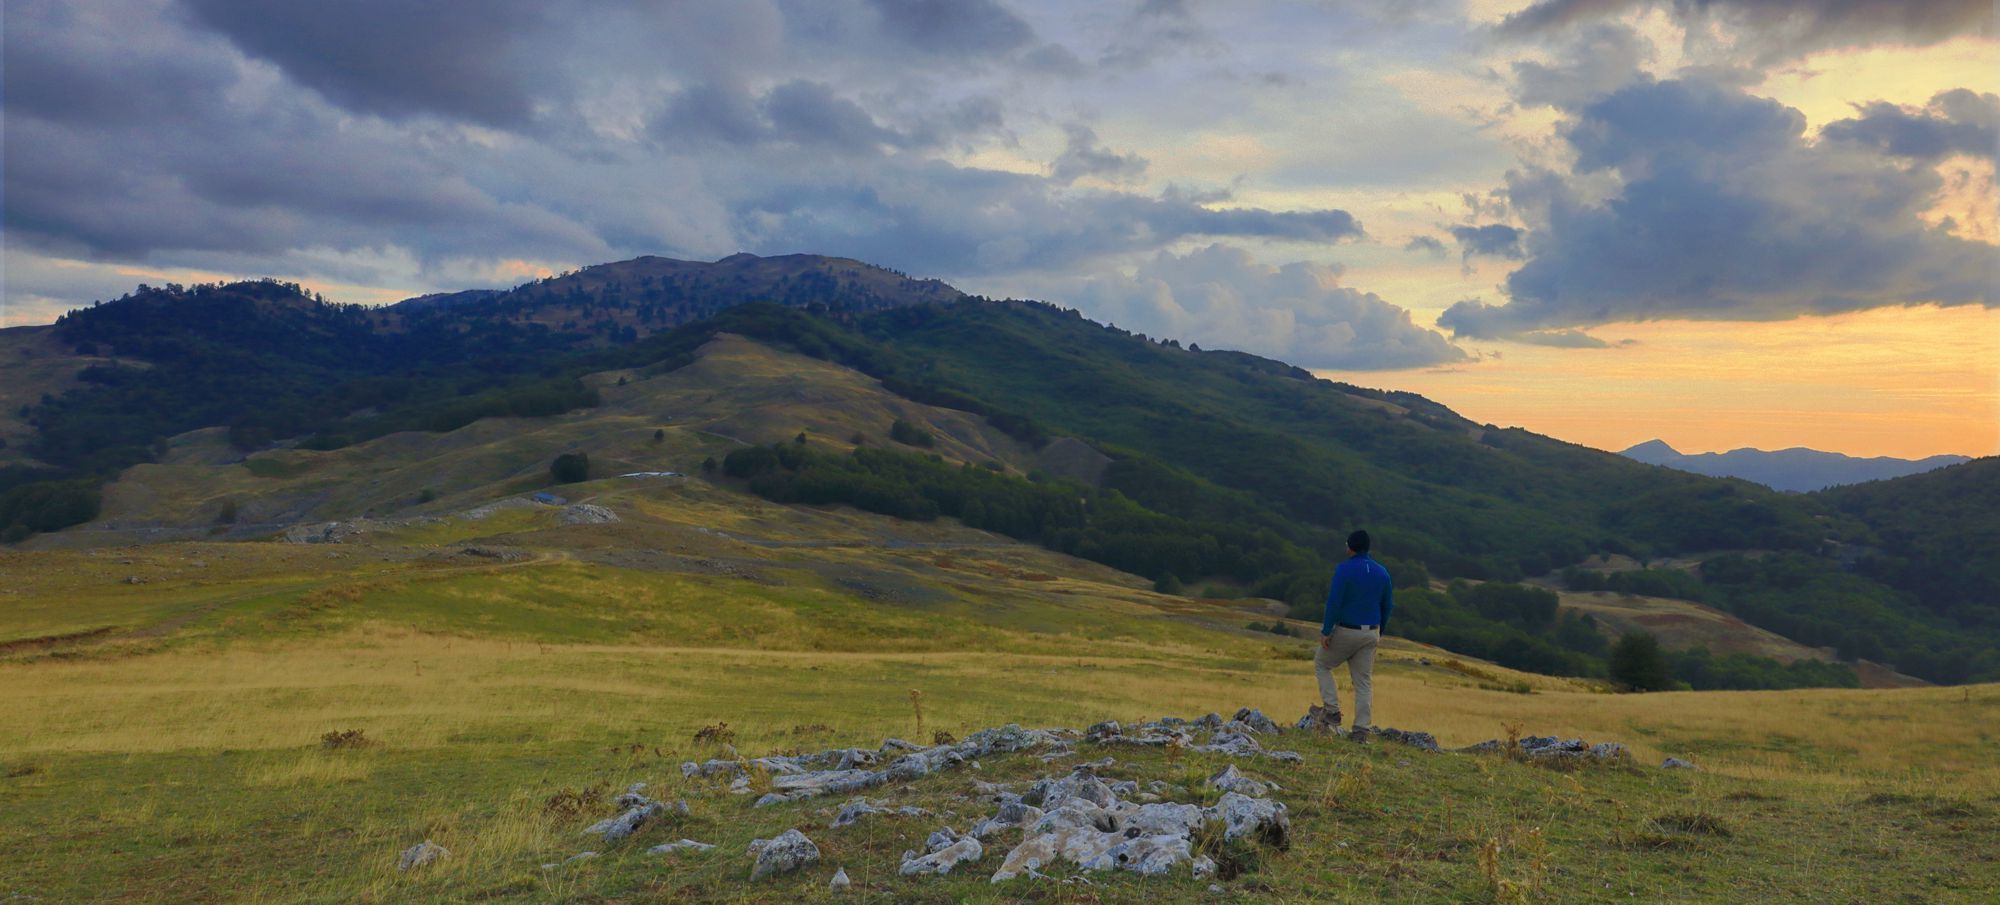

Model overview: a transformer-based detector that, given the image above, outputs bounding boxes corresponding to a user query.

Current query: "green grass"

[4,707,1993,903]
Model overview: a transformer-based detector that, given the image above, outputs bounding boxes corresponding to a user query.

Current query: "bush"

[0,478,102,538]
[550,452,590,484]
[890,419,934,448]
[1154,572,1184,595]
[723,446,781,478]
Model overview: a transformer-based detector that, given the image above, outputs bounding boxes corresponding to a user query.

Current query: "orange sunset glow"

[1321,305,2000,459]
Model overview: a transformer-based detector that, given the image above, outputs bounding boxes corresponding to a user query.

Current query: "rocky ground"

[398,707,1670,896]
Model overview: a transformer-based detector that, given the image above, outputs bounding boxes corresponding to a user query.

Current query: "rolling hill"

[4,253,1995,685]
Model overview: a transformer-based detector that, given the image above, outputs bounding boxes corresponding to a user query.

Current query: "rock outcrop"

[547,708,1648,891]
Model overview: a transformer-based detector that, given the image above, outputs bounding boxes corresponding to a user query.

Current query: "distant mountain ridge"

[1620,439,1970,492]
[387,253,964,342]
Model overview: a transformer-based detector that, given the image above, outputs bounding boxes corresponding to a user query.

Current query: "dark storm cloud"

[764,81,906,153]
[1050,124,1149,184]
[1439,76,1995,340]
[1511,24,1651,109]
[656,81,770,145]
[3,0,601,263]
[1497,0,1991,61]
[5,0,1447,376]
[1101,0,1211,68]
[1510,328,1612,348]
[1821,90,1999,160]
[1403,235,1449,256]
[1449,224,1525,260]
[180,0,552,126]
[3,2,238,126]
[733,161,1363,276]
[655,79,1008,154]
[864,0,1036,56]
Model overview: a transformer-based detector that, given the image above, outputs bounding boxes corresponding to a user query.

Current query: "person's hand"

[1319,633,1331,649]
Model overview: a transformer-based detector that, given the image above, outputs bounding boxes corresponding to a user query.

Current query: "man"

[1315,529,1392,733]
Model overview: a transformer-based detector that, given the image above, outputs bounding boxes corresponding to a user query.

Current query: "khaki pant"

[1315,626,1379,729]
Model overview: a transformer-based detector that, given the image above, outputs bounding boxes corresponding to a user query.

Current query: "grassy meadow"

[4,467,1998,902]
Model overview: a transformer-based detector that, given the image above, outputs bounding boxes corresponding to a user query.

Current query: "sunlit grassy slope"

[3,464,1997,903]
[46,334,1035,546]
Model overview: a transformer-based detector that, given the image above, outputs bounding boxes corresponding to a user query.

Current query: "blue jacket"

[1322,554,1393,635]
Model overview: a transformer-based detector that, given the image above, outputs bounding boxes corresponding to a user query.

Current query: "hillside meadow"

[2,487,1996,902]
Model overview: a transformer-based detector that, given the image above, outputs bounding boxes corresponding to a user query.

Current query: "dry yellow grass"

[6,624,1992,795]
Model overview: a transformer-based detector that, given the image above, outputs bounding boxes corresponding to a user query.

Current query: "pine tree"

[1609,631,1673,691]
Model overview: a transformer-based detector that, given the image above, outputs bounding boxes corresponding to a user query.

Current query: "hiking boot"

[1304,703,1342,733]
[1348,726,1372,743]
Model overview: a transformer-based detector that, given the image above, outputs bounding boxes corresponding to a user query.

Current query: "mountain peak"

[385,252,966,344]
[1621,439,1680,459]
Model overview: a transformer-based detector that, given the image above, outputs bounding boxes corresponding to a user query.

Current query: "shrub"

[550,452,589,484]
[890,418,934,447]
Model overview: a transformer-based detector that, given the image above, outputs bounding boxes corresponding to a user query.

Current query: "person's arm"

[1322,568,1345,637]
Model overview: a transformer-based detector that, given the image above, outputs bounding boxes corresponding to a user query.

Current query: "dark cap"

[1347,529,1370,553]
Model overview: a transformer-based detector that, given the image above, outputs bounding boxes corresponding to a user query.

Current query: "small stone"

[1372,727,1441,752]
[1037,769,1116,809]
[901,836,984,876]
[1211,792,1290,846]
[563,851,598,865]
[1079,834,1191,876]
[1231,708,1279,734]
[1193,855,1217,878]
[586,800,666,842]
[750,829,821,881]
[1662,756,1697,770]
[647,839,715,855]
[1206,764,1269,797]
[830,867,851,891]
[397,839,448,871]
[831,800,882,828]
[1122,802,1205,837]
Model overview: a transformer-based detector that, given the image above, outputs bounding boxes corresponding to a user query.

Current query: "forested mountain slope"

[5,256,1993,683]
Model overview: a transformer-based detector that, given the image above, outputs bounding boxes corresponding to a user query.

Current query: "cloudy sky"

[4,0,1995,457]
